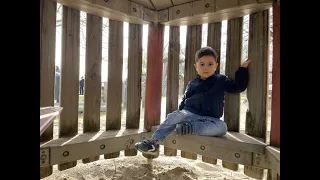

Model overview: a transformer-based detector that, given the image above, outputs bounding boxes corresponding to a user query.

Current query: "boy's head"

[194,46,219,80]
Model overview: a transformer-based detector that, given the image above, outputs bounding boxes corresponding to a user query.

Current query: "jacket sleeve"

[178,81,192,110]
[224,67,248,93]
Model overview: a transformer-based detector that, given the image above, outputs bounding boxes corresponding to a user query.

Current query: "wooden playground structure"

[40,0,280,179]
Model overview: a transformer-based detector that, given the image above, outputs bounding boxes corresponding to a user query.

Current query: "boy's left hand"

[241,59,252,68]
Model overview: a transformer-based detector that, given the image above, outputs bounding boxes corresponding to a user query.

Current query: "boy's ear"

[194,63,197,69]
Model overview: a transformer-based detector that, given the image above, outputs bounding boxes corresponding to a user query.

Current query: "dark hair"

[195,46,218,63]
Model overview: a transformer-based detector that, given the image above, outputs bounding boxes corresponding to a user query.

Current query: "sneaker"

[135,139,159,156]
[176,122,195,135]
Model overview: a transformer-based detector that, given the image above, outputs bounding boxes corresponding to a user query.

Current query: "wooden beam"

[40,129,153,166]
[40,0,56,178]
[164,26,180,157]
[105,20,124,159]
[40,107,63,136]
[58,6,80,171]
[125,23,143,156]
[207,22,221,74]
[53,0,155,24]
[160,0,272,26]
[82,13,102,164]
[223,16,243,172]
[244,9,269,180]
[143,23,164,158]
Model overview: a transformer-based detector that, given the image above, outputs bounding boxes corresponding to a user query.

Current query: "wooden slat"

[40,107,63,136]
[270,3,280,148]
[143,23,164,159]
[40,0,56,178]
[58,6,80,171]
[222,17,243,171]
[201,21,221,165]
[207,22,221,74]
[105,20,123,159]
[244,9,269,180]
[82,13,102,164]
[125,23,142,156]
[164,26,180,156]
[181,24,201,160]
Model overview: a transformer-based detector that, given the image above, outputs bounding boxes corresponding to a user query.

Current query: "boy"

[135,46,252,155]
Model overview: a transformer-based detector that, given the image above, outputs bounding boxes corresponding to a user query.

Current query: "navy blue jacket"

[178,67,248,118]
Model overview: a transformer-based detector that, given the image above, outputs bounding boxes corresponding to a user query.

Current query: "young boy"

[135,46,252,155]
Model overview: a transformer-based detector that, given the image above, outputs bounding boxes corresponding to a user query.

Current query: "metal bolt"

[42,151,45,154]
[176,10,180,14]
[63,151,69,157]
[235,153,240,158]
[100,144,106,149]
[172,140,176,144]
[133,8,137,12]
[200,145,205,150]
[205,3,210,8]
[130,139,134,144]
[41,155,47,160]
[104,0,108,2]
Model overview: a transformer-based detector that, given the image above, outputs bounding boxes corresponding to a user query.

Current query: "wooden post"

[222,17,243,171]
[207,22,222,74]
[181,25,202,160]
[164,26,180,156]
[125,23,143,156]
[202,21,222,165]
[40,0,56,178]
[105,20,124,159]
[244,9,269,180]
[268,3,280,180]
[82,13,102,164]
[58,6,80,171]
[143,23,164,158]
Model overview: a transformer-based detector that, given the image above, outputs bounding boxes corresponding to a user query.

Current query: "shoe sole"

[135,147,158,156]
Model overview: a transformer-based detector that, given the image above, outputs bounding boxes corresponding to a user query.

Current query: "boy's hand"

[241,59,252,68]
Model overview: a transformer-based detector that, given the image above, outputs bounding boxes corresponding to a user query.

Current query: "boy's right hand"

[241,59,252,68]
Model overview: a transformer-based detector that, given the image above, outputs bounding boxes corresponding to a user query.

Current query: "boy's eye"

[209,63,213,66]
[200,63,204,66]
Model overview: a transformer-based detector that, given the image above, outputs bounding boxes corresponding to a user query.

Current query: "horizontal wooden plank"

[266,146,280,174]
[40,129,153,166]
[151,126,267,153]
[53,0,154,24]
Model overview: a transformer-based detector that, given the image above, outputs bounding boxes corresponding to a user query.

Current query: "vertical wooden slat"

[143,23,164,159]
[82,13,102,164]
[244,9,269,180]
[207,22,222,74]
[181,25,201,160]
[164,26,180,156]
[105,20,123,159]
[40,0,56,178]
[125,23,142,156]
[58,6,80,171]
[267,4,280,180]
[202,21,222,165]
[222,17,243,171]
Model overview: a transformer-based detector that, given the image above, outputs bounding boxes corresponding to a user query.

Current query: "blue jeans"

[152,109,228,141]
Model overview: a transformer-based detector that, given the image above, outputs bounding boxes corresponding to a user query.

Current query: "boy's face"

[194,55,218,80]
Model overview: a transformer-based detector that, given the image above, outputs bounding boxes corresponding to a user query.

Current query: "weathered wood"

[182,24,201,160]
[58,6,80,171]
[82,13,102,164]
[222,17,243,171]
[53,0,154,24]
[207,22,221,74]
[124,23,142,156]
[105,20,124,159]
[40,0,56,178]
[143,23,164,159]
[270,2,280,148]
[164,26,180,157]
[160,0,272,26]
[40,130,153,166]
[244,9,269,180]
